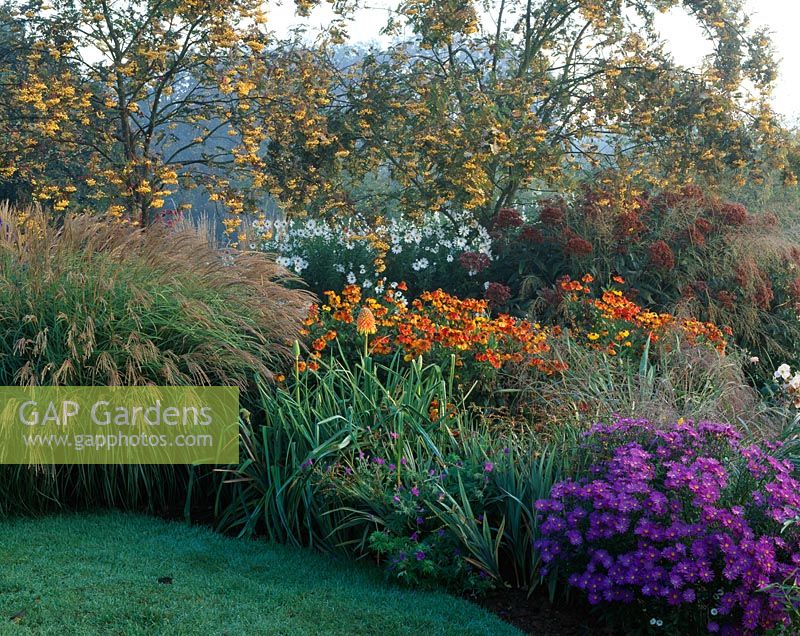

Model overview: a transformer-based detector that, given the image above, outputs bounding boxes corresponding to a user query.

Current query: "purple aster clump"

[534,418,800,634]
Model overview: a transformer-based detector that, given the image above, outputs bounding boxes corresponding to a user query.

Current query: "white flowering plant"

[243,211,494,298]
[773,363,800,408]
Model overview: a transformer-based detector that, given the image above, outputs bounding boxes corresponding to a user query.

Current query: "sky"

[268,0,800,125]
[656,1,800,125]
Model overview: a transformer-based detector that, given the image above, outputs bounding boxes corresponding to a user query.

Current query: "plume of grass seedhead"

[0,204,313,515]
[0,206,313,388]
[509,332,791,437]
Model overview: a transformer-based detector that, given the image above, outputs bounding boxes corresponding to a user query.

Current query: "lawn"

[0,513,520,636]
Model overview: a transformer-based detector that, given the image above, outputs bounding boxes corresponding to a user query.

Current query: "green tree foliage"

[0,0,341,228]
[263,0,791,224]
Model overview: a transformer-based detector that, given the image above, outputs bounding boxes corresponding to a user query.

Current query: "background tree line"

[0,0,796,231]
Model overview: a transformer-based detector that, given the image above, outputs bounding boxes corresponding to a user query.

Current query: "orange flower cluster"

[559,275,730,355]
[301,284,565,374]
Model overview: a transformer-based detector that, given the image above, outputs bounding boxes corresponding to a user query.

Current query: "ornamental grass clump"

[0,205,311,515]
[0,206,311,388]
[535,418,800,634]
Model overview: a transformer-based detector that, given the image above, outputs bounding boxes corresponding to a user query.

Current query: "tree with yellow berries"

[261,0,792,226]
[0,0,342,228]
[1,0,794,230]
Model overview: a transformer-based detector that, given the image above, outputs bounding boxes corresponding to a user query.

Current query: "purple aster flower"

[533,416,800,633]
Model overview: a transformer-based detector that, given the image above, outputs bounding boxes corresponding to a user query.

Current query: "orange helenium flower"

[300,283,564,375]
[559,274,729,354]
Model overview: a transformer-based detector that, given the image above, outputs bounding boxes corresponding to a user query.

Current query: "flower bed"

[296,279,731,385]
[535,418,800,633]
[299,283,565,378]
[557,274,731,356]
[246,211,493,298]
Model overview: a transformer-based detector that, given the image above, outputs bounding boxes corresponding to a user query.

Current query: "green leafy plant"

[217,347,583,592]
[0,205,311,515]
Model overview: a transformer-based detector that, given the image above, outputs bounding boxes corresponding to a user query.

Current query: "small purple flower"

[411,486,420,497]
[415,551,426,561]
[566,530,582,546]
[484,461,494,473]
[533,417,800,633]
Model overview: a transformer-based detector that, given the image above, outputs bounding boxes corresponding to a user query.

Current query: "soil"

[473,587,616,635]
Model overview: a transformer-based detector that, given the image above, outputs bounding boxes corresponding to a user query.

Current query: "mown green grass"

[0,513,520,636]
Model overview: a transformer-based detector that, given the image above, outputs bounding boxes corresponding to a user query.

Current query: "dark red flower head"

[458,251,491,274]
[539,199,566,226]
[484,282,512,309]
[520,225,544,243]
[648,240,675,270]
[565,237,593,257]
[493,207,524,230]
[719,203,749,227]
